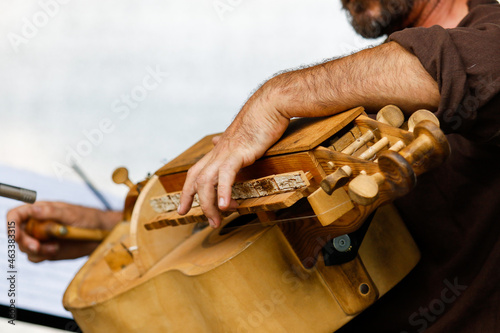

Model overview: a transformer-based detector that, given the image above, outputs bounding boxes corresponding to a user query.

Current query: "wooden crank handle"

[349,151,416,206]
[25,218,110,242]
[399,120,450,175]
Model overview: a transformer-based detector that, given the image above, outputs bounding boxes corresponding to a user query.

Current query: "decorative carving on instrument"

[145,171,312,228]
[232,171,309,199]
[150,192,197,214]
[149,171,309,216]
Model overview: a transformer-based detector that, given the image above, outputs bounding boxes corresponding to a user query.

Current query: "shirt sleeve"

[388,3,500,143]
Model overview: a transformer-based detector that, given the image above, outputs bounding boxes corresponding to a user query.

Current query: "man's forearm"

[266,41,440,118]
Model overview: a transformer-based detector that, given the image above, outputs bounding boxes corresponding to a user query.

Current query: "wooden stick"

[341,130,374,156]
[358,137,389,160]
[25,218,110,242]
[388,140,406,152]
[373,140,405,163]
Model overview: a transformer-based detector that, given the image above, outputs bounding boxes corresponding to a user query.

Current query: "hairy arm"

[271,41,439,117]
[178,41,439,227]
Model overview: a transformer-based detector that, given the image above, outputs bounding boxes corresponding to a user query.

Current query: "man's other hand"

[6,201,122,262]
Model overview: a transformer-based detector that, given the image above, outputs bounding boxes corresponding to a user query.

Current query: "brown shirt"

[339,1,500,332]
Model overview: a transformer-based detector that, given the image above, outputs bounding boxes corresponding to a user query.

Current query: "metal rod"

[71,163,113,210]
[0,183,37,203]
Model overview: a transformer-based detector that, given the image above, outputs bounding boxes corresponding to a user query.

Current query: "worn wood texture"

[232,171,309,199]
[150,192,198,214]
[145,187,314,229]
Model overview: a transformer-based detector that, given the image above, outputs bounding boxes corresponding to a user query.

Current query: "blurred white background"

[0,0,380,198]
[0,0,381,328]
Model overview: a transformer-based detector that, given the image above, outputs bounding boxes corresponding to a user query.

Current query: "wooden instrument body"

[62,107,450,332]
[64,205,419,333]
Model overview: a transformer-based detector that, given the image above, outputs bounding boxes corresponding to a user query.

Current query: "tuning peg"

[348,173,385,206]
[399,120,450,174]
[112,167,135,190]
[407,109,439,132]
[321,165,352,195]
[376,105,405,128]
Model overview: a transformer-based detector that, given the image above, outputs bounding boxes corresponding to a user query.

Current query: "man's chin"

[342,0,414,38]
[350,19,387,38]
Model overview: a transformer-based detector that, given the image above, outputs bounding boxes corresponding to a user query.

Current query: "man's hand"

[177,87,290,228]
[6,201,122,262]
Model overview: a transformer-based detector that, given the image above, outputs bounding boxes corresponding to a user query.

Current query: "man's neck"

[406,0,470,28]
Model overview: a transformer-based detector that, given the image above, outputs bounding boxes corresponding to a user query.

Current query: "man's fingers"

[31,202,77,224]
[6,204,31,242]
[6,205,42,254]
[25,241,98,263]
[217,157,243,211]
[228,199,239,211]
[212,135,221,146]
[17,230,42,254]
[196,168,222,228]
[178,168,198,215]
[38,242,60,256]
[178,154,211,215]
[27,254,46,263]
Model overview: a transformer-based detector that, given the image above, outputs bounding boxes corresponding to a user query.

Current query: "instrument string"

[216,200,357,232]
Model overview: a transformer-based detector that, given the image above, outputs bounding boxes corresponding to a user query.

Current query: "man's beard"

[341,0,415,38]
